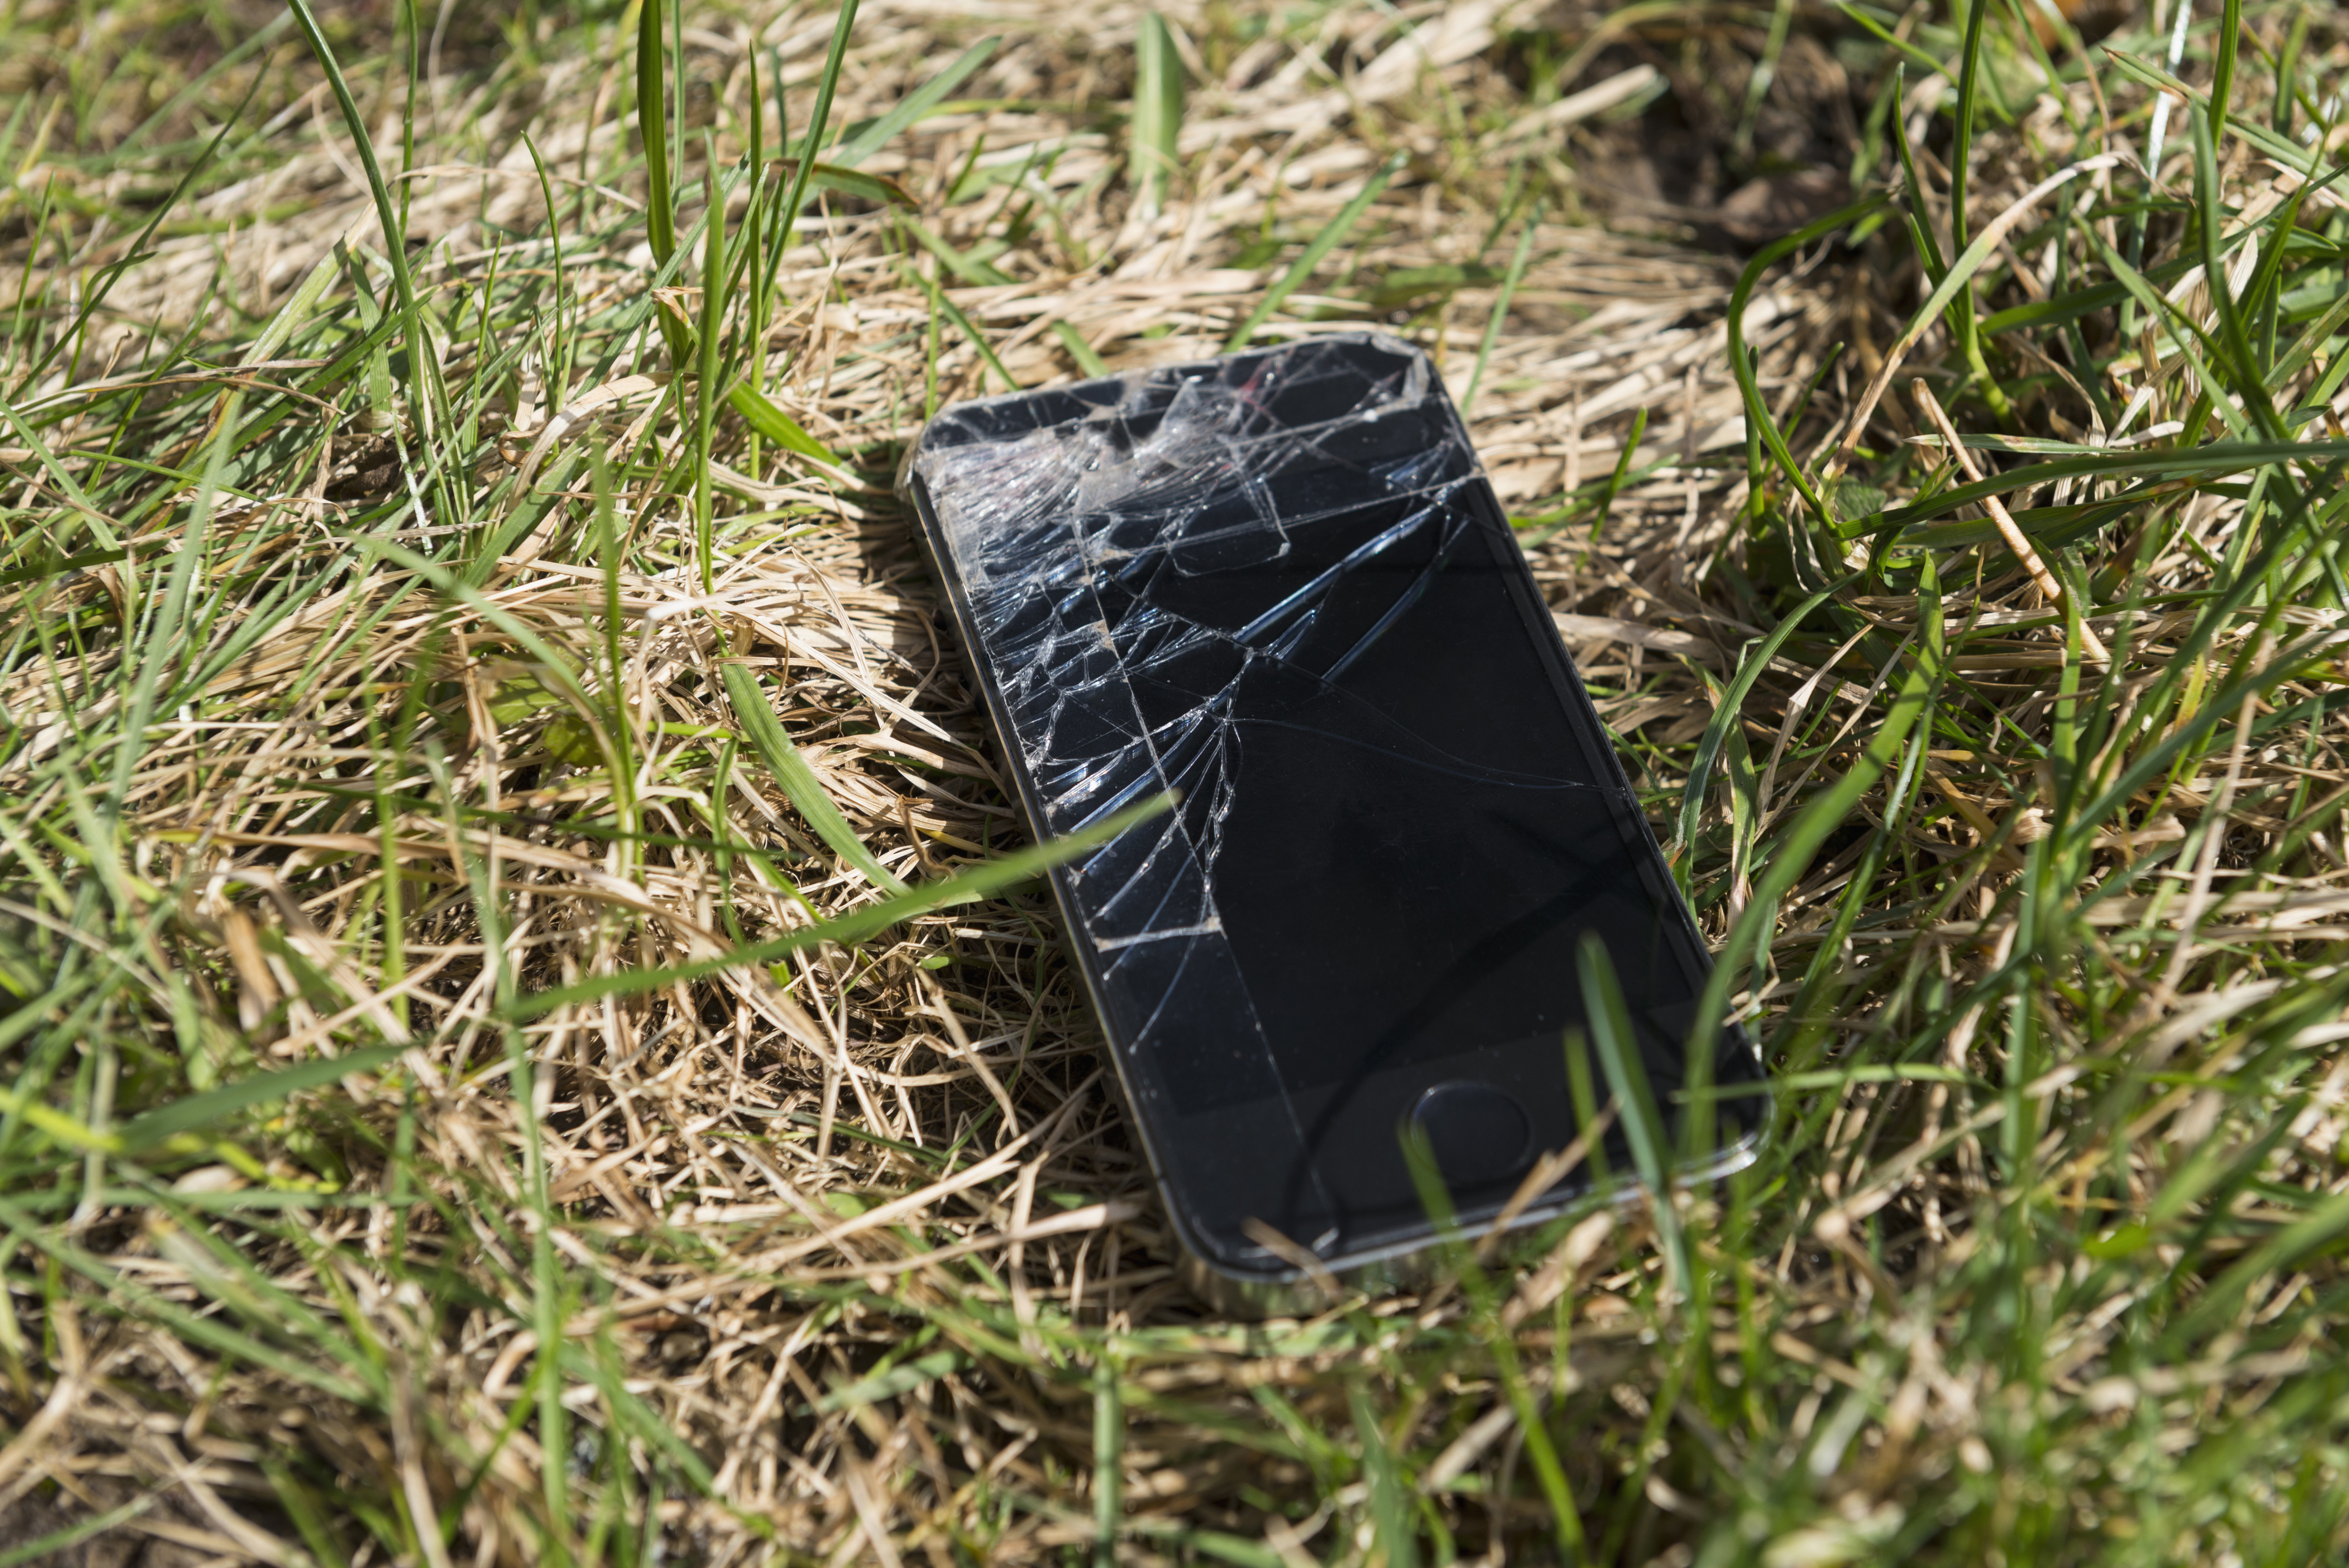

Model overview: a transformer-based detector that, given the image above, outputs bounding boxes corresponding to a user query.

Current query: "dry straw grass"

[4,0,2349,1562]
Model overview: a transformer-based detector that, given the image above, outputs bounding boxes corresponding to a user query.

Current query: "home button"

[1409,1082,1533,1188]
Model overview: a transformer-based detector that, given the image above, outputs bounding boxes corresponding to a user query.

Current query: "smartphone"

[903,333,1762,1309]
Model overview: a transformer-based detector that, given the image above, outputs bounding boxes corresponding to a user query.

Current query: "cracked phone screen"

[909,334,1759,1278]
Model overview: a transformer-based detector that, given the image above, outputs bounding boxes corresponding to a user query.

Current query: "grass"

[1,0,2348,1563]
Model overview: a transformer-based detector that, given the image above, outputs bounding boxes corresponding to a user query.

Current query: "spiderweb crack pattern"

[912,334,1724,1265]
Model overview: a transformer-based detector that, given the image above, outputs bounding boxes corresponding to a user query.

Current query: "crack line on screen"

[912,336,1598,1253]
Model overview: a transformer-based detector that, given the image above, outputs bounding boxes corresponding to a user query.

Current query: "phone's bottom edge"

[1170,1125,1771,1321]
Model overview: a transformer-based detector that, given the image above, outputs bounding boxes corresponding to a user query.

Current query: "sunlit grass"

[1,0,2347,1563]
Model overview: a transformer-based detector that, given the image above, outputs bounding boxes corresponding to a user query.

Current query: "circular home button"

[1409,1081,1534,1188]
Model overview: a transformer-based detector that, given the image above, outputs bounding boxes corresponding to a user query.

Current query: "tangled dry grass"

[4,0,2349,1562]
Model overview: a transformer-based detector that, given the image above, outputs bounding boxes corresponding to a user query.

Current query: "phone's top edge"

[929,328,1425,422]
[892,329,1429,500]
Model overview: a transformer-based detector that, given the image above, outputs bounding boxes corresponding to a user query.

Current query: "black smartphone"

[903,333,1761,1308]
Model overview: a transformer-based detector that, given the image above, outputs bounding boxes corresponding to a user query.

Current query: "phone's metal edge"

[1177,1126,1771,1319]
[898,337,1772,1318]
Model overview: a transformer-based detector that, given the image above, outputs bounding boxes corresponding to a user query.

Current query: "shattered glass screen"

[910,335,1755,1273]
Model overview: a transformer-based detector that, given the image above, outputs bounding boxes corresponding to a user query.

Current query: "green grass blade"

[764,0,861,305]
[0,1199,375,1403]
[1727,195,1884,523]
[1349,1381,1420,1568]
[1225,151,1405,350]
[827,38,1000,169]
[898,253,1019,391]
[1461,197,1540,417]
[1578,933,1685,1284]
[8,64,268,399]
[2103,46,2326,169]
[1864,438,2349,534]
[726,383,840,464]
[0,1494,159,1567]
[1093,1355,1124,1568]
[116,1045,408,1153]
[1672,573,1861,868]
[1684,554,1946,1108]
[284,0,452,522]
[637,0,675,265]
[502,794,1173,1020]
[901,215,1108,374]
[1131,13,1184,220]
[719,660,908,892]
[695,149,728,595]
